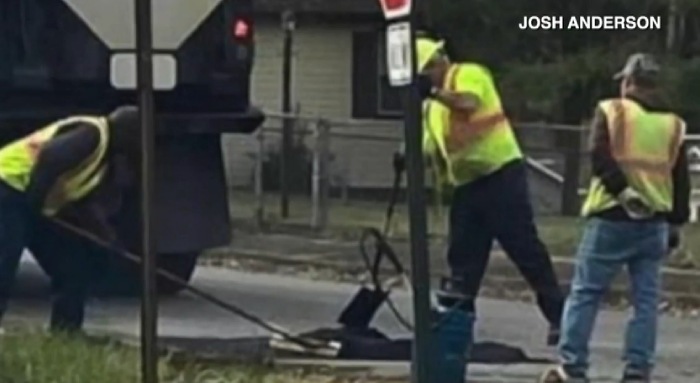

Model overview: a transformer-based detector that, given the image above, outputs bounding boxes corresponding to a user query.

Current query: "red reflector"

[384,0,408,9]
[233,20,250,39]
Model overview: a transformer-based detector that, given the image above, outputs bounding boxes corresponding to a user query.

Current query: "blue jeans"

[558,218,668,376]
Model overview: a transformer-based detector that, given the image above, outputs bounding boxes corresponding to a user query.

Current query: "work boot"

[620,367,651,383]
[539,366,589,383]
[547,326,560,346]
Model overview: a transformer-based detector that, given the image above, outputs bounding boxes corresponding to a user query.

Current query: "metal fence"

[222,112,700,231]
[223,110,598,232]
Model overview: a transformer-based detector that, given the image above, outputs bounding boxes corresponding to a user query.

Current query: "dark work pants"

[447,160,565,326]
[0,181,94,332]
[0,182,33,319]
[29,219,97,333]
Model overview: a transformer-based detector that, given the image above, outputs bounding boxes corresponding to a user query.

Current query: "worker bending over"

[0,106,139,334]
[541,54,690,383]
[414,36,565,345]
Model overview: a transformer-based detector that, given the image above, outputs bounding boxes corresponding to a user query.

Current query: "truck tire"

[155,252,199,295]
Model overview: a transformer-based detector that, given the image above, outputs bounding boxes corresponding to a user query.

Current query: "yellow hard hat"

[416,37,445,72]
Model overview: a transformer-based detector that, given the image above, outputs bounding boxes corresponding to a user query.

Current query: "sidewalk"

[208,228,700,307]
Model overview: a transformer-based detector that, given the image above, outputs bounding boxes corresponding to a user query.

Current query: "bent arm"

[434,64,487,116]
[433,89,480,115]
[26,124,101,212]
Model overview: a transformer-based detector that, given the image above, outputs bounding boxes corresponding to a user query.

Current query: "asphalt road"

[8,256,700,382]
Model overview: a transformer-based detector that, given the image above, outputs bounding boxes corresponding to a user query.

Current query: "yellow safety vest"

[581,98,684,216]
[0,116,110,216]
[423,63,522,186]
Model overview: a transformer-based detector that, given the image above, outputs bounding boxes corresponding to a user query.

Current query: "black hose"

[50,219,334,352]
[357,152,415,331]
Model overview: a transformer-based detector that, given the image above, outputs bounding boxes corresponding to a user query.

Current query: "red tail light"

[232,19,251,40]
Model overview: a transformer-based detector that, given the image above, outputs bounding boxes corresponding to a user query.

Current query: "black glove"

[668,225,681,251]
[393,150,406,173]
[416,74,436,99]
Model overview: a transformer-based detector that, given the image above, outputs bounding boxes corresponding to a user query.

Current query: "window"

[351,30,403,119]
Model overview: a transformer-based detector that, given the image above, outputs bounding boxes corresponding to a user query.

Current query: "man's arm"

[433,89,480,115]
[432,64,486,116]
[667,141,691,225]
[590,106,629,197]
[25,124,100,211]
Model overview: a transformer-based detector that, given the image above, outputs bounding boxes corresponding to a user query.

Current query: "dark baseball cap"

[613,53,661,80]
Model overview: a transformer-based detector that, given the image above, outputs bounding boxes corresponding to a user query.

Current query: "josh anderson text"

[518,16,662,30]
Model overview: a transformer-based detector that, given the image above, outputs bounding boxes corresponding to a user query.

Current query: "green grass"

[0,329,384,383]
[230,190,700,268]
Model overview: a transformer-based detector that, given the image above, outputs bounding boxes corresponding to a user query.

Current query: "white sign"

[110,53,177,90]
[378,0,412,20]
[63,0,223,49]
[385,22,413,87]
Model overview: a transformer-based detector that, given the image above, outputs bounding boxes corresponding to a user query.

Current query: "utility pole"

[135,0,158,382]
[378,0,433,382]
[280,10,295,218]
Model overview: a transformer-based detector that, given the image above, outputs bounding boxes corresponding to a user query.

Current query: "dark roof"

[254,0,381,15]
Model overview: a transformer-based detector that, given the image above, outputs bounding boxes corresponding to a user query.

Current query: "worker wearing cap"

[414,36,566,346]
[0,105,139,334]
[540,54,690,383]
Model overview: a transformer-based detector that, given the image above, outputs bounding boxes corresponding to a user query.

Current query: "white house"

[222,0,406,190]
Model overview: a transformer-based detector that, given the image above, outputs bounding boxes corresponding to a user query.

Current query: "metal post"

[254,129,266,228]
[280,10,296,218]
[135,0,158,382]
[311,119,330,231]
[561,128,583,216]
[402,3,433,383]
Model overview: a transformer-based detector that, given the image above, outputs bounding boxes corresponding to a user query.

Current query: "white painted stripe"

[62,0,223,50]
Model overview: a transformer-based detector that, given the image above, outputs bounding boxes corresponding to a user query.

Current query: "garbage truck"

[0,0,264,295]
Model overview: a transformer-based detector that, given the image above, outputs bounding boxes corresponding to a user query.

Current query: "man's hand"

[416,74,437,99]
[668,225,682,251]
[618,187,653,220]
[58,202,118,244]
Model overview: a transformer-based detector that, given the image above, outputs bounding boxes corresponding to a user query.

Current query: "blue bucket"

[432,309,475,383]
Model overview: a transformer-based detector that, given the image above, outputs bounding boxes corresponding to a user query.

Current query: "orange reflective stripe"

[445,113,508,153]
[615,158,672,173]
[668,117,683,165]
[608,99,678,175]
[442,64,510,154]
[610,99,628,156]
[26,132,45,160]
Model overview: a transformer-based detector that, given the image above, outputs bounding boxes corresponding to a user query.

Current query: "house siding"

[222,19,371,188]
[220,19,567,216]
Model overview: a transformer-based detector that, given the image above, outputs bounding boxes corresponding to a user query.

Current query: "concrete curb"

[274,358,647,382]
[203,248,700,305]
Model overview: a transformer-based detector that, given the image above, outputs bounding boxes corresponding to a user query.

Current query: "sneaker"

[547,326,561,346]
[621,368,651,382]
[539,366,589,383]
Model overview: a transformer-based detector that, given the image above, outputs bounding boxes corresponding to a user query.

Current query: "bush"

[665,58,700,129]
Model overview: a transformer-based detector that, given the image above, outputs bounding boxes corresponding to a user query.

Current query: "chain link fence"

[221,111,601,233]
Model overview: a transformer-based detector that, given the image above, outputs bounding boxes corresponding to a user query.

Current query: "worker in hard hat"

[539,53,690,383]
[0,106,139,334]
[414,36,566,346]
